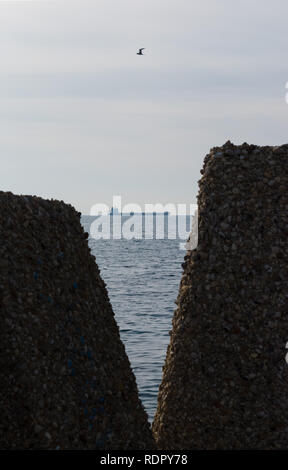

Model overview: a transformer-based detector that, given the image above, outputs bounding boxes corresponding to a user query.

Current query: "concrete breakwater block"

[153,142,288,449]
[0,192,155,450]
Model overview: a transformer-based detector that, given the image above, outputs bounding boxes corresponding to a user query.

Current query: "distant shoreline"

[81,213,196,217]
[110,211,170,216]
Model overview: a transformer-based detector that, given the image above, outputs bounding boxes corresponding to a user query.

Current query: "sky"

[1,0,288,214]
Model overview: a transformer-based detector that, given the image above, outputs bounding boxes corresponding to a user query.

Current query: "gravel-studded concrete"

[153,141,288,449]
[0,192,155,450]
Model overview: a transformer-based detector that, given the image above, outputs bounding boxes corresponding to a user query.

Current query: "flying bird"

[137,48,145,55]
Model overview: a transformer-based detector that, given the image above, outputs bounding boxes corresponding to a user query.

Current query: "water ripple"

[81,216,186,422]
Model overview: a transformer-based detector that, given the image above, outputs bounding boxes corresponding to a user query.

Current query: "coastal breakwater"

[152,142,288,449]
[0,192,155,449]
[1,141,287,450]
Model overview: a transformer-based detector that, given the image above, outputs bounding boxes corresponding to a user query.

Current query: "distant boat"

[109,207,169,216]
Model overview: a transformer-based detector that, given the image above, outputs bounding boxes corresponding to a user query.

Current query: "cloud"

[0,0,288,213]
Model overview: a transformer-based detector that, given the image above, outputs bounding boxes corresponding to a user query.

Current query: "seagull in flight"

[137,48,145,55]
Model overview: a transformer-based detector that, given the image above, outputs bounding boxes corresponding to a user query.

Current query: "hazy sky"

[1,0,288,214]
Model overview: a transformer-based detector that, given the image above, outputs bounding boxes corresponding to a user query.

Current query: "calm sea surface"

[81,215,192,422]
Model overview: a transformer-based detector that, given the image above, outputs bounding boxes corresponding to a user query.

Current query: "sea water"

[81,215,192,422]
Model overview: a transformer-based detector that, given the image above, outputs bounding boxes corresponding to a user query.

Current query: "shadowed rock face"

[153,142,288,450]
[0,192,155,450]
